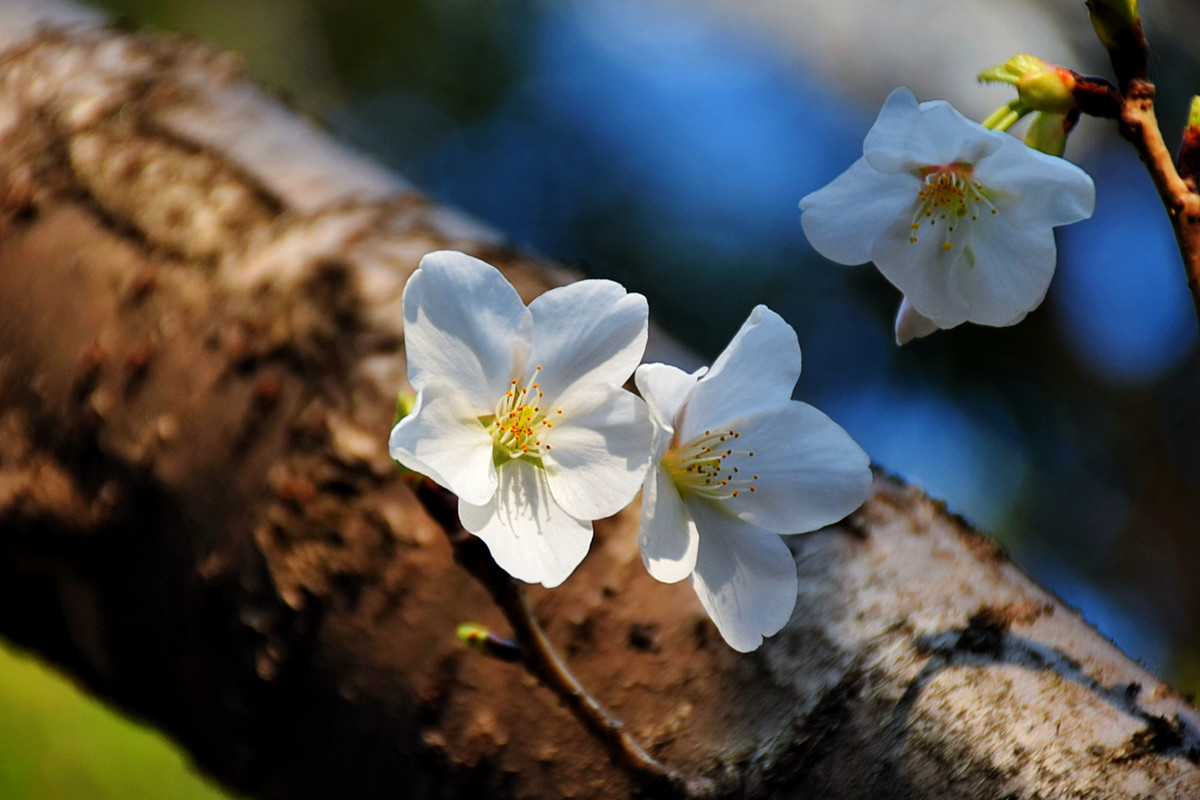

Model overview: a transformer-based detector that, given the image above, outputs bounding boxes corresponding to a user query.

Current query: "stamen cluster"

[485,366,563,460]
[662,429,757,498]
[909,163,997,250]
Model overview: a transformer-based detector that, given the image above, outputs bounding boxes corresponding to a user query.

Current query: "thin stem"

[1116,80,1200,326]
[500,580,690,794]
[414,479,693,797]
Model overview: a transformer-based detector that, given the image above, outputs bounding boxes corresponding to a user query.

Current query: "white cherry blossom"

[800,87,1095,343]
[635,306,871,651]
[390,251,653,588]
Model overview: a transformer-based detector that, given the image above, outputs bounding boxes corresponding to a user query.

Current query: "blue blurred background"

[9,0,1200,795]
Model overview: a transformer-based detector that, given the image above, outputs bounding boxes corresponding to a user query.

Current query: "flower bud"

[1087,0,1139,46]
[980,55,1077,117]
[1025,112,1071,157]
[1179,96,1200,187]
[1085,0,1146,87]
[456,623,522,662]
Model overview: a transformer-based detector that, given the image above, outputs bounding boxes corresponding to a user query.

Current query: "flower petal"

[527,279,648,399]
[634,362,702,433]
[799,158,917,265]
[403,251,531,407]
[894,296,941,344]
[459,458,592,588]
[863,88,1004,174]
[541,384,652,520]
[974,138,1096,227]
[677,306,801,442]
[722,401,872,534]
[871,213,975,328]
[388,382,497,506]
[638,464,700,583]
[686,499,798,652]
[952,214,1058,326]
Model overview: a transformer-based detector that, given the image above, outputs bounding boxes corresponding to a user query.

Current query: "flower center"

[483,365,562,466]
[908,162,998,251]
[663,428,757,500]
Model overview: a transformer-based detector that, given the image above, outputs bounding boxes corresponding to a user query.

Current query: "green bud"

[1088,0,1138,28]
[980,54,1077,117]
[1024,112,1069,157]
[455,622,522,662]
[1086,0,1140,52]
[978,54,1050,87]
[1180,97,1200,185]
[456,622,491,653]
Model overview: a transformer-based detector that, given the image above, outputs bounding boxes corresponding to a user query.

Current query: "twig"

[1079,5,1200,327]
[414,478,694,797]
[1117,85,1200,327]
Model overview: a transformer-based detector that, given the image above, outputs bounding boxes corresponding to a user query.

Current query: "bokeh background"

[5,0,1200,796]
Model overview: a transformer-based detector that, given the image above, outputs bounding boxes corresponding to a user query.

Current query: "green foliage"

[0,641,233,800]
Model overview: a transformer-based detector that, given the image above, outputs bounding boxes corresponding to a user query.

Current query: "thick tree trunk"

[1,3,1198,798]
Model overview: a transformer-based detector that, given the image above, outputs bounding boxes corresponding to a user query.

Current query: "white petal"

[894,296,941,345]
[863,88,1003,174]
[722,401,871,534]
[952,215,1058,326]
[403,251,531,408]
[541,384,653,520]
[634,362,702,433]
[388,382,497,506]
[459,458,592,588]
[678,306,801,442]
[799,158,917,265]
[638,464,700,584]
[975,138,1096,227]
[871,213,975,328]
[686,499,798,652]
[527,279,648,399]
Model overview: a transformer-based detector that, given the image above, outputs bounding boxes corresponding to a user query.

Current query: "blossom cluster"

[800,88,1095,343]
[390,85,1097,652]
[390,251,871,651]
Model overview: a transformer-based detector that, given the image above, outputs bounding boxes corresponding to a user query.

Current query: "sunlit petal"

[459,458,592,588]
[686,499,798,653]
[527,280,648,399]
[634,363,702,432]
[639,465,700,583]
[388,382,496,506]
[679,306,801,440]
[542,384,652,520]
[722,402,872,534]
[403,251,531,407]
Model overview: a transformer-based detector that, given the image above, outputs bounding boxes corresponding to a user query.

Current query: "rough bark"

[1,4,1199,798]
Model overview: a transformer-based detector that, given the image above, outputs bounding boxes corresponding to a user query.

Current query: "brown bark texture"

[1,3,1199,798]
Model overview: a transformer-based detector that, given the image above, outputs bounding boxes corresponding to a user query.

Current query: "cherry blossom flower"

[390,251,653,588]
[799,87,1095,343]
[635,306,871,651]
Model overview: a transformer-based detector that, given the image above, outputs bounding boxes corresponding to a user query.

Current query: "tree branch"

[1116,79,1200,325]
[1,4,1199,798]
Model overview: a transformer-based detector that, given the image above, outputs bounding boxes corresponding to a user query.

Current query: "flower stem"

[1115,80,1200,328]
[1077,6,1200,330]
[414,478,695,797]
